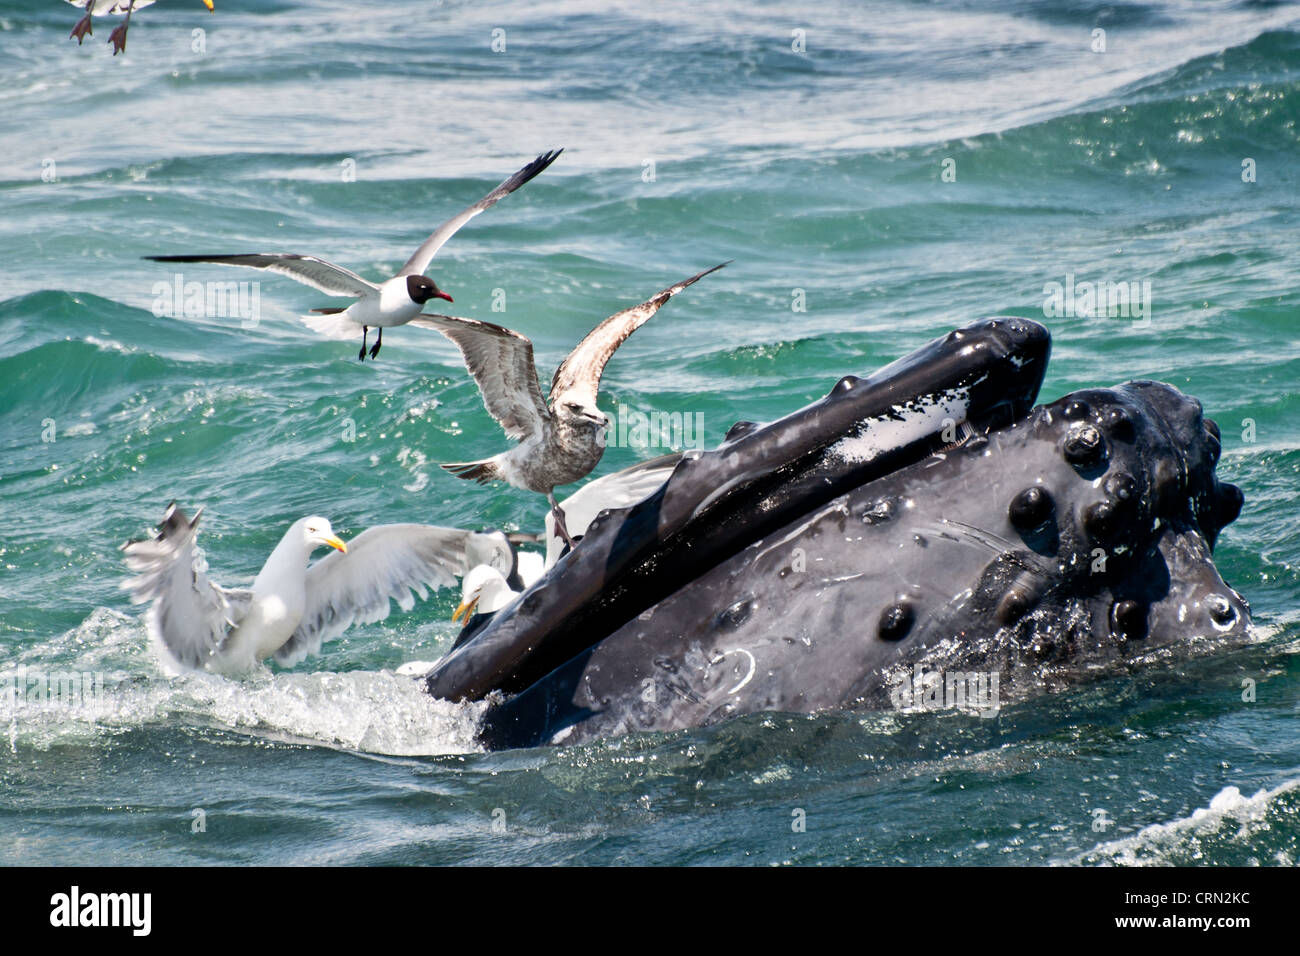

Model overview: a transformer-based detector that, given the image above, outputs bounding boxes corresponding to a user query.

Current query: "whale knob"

[1084,500,1118,542]
[996,588,1033,625]
[1063,422,1107,467]
[1109,599,1148,641]
[1102,406,1135,441]
[1009,486,1054,531]
[878,602,915,641]
[1206,594,1236,626]
[1104,472,1138,505]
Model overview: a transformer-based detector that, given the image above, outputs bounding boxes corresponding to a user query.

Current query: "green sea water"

[1,0,1299,865]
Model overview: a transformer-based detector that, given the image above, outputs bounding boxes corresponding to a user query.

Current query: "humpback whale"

[418,318,1251,750]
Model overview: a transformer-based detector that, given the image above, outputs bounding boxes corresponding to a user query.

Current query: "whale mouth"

[425,317,1054,705]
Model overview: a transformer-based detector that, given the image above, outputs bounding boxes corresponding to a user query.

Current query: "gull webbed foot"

[70,15,93,44]
[108,22,130,55]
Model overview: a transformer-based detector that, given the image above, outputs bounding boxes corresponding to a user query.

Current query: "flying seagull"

[67,0,214,55]
[121,503,519,674]
[413,262,727,546]
[145,149,562,361]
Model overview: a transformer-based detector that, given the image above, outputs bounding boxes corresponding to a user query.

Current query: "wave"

[1070,777,1300,865]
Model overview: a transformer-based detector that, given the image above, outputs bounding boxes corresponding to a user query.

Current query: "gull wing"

[144,253,379,298]
[276,524,475,666]
[410,313,551,442]
[399,149,563,277]
[548,262,728,406]
[121,503,252,671]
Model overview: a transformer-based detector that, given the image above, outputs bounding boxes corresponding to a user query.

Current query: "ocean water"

[1,0,1299,865]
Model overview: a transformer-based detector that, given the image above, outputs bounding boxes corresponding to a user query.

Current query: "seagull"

[541,451,681,565]
[144,149,563,361]
[456,456,679,622]
[394,455,714,684]
[121,503,519,675]
[393,458,682,677]
[452,557,543,630]
[391,533,544,676]
[67,0,214,55]
[413,263,726,548]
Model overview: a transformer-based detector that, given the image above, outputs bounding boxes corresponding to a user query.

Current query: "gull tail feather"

[302,311,360,340]
[440,458,502,484]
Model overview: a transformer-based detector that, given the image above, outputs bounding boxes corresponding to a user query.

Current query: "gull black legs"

[359,326,383,361]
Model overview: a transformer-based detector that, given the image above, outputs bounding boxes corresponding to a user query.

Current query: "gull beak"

[323,535,347,554]
[203,1,215,11]
[452,596,479,623]
[435,291,453,303]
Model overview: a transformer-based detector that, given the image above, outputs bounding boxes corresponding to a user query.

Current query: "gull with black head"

[145,150,562,360]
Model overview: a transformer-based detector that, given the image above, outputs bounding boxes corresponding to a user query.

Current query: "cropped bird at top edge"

[67,0,214,56]
[145,149,563,360]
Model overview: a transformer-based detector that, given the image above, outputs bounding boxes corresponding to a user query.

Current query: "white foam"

[1,608,485,757]
[1069,778,1300,866]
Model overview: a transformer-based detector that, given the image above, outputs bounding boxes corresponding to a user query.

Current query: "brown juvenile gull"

[414,263,728,547]
[121,503,518,675]
[67,0,214,55]
[144,150,562,361]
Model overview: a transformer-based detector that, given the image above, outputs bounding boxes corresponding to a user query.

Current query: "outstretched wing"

[410,313,551,442]
[399,149,562,277]
[144,253,378,298]
[549,262,728,406]
[121,503,252,671]
[276,524,476,666]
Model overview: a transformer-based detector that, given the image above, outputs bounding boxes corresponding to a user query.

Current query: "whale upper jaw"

[417,318,1250,750]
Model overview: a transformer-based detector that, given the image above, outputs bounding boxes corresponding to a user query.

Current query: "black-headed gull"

[145,150,562,360]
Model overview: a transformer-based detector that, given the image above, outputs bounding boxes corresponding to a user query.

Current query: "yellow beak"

[323,535,347,554]
[452,596,479,624]
[203,0,215,11]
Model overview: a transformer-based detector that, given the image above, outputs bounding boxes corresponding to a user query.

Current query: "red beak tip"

[440,292,454,302]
